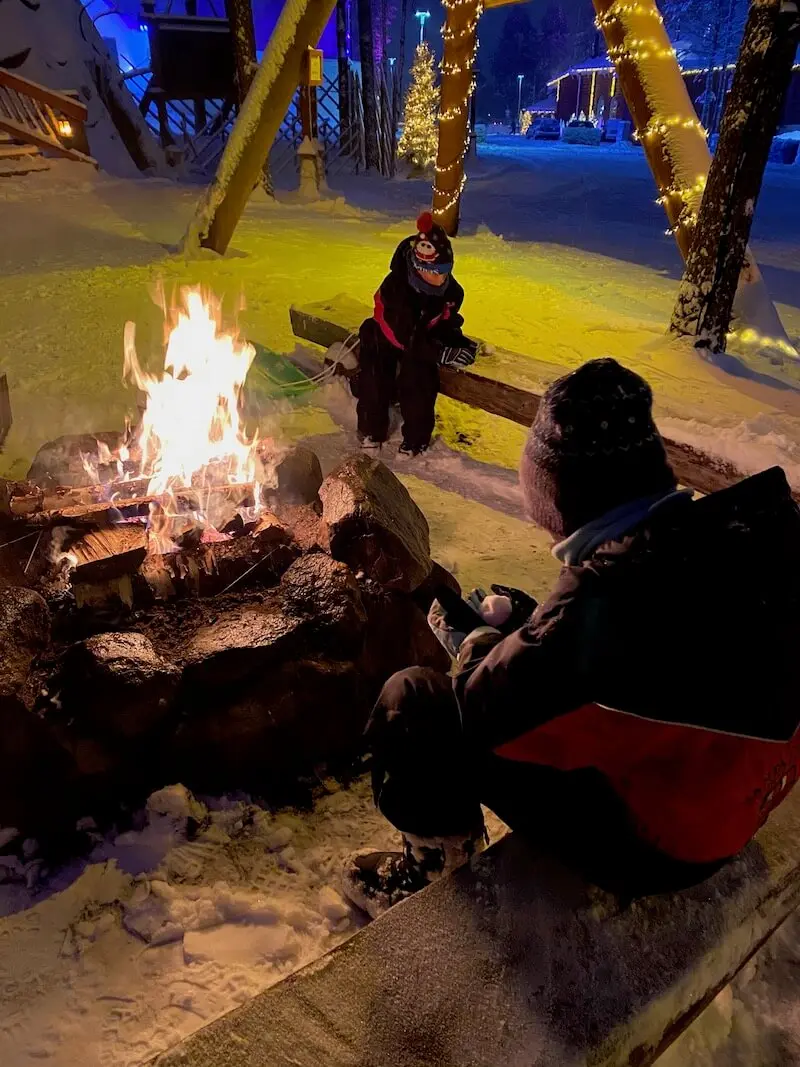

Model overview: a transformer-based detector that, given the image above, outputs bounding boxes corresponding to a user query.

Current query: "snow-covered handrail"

[0,69,87,122]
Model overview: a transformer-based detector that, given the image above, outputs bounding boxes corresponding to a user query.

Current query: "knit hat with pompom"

[411,211,454,275]
[520,358,677,539]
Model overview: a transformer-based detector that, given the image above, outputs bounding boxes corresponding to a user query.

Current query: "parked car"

[563,119,602,146]
[526,117,561,141]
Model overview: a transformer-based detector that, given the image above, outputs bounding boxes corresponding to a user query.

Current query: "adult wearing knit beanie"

[520,358,677,540]
[343,355,800,919]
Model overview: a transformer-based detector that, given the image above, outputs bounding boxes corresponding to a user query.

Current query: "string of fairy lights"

[593,0,711,242]
[433,0,483,218]
[431,0,710,230]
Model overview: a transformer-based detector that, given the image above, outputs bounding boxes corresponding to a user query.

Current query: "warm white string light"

[594,1,664,28]
[433,0,483,219]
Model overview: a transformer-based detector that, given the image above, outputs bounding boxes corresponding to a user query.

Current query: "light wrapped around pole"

[432,0,482,236]
[593,0,793,356]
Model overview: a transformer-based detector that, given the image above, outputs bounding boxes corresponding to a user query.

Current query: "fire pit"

[0,289,455,846]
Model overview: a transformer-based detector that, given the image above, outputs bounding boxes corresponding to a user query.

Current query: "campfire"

[0,287,455,844]
[2,287,310,610]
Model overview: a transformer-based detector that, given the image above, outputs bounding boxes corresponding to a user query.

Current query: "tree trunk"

[225,0,274,195]
[433,0,481,235]
[671,0,800,358]
[357,0,380,171]
[226,0,259,106]
[593,0,794,357]
[392,0,410,163]
[336,0,352,154]
[181,0,337,256]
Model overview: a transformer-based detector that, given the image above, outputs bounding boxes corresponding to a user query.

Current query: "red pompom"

[416,211,434,234]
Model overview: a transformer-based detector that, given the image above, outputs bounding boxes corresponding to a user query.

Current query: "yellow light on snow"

[57,119,73,138]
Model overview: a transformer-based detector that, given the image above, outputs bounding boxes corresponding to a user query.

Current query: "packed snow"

[1,140,800,1066]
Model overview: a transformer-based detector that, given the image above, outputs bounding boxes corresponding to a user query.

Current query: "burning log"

[69,525,149,583]
[0,478,44,520]
[138,513,298,602]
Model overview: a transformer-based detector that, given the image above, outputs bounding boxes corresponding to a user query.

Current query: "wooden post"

[671,0,800,356]
[357,0,380,170]
[593,0,794,356]
[433,0,481,235]
[181,0,337,256]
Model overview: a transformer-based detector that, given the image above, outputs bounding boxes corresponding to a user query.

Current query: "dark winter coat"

[367,236,468,358]
[456,466,800,864]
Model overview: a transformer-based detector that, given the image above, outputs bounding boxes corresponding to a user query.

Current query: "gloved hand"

[466,585,538,635]
[490,584,538,632]
[439,345,477,368]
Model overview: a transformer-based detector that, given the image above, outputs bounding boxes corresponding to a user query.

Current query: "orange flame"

[124,288,258,500]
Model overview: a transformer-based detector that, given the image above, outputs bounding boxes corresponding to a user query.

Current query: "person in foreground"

[343,357,800,918]
[356,211,478,456]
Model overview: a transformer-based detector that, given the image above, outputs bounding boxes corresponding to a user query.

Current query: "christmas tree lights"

[398,42,440,173]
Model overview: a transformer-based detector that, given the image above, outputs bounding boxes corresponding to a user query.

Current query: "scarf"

[406,249,452,297]
[552,489,692,566]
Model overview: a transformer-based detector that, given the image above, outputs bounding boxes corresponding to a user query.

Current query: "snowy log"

[670,0,800,358]
[289,301,794,503]
[592,0,795,358]
[181,0,337,256]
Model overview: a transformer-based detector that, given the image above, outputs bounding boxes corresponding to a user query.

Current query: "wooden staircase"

[0,131,50,177]
[0,69,97,177]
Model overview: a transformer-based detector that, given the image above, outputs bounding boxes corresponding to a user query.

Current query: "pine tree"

[398,42,439,174]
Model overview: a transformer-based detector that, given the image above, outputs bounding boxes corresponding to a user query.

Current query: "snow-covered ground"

[1,144,800,1067]
[0,782,386,1066]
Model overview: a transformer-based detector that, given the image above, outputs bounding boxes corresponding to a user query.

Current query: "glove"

[467,588,513,627]
[428,595,498,659]
[439,345,476,368]
[489,584,538,632]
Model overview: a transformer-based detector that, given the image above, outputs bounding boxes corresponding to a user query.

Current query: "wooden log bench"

[154,787,800,1067]
[288,296,784,503]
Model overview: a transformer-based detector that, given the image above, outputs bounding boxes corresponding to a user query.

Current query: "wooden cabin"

[547,49,800,134]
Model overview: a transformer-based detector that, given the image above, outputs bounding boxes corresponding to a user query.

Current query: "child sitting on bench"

[356,212,478,457]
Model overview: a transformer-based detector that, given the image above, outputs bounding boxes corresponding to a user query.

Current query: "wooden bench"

[289,297,782,503]
[154,787,800,1067]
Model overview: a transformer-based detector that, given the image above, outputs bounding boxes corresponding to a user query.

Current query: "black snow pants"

[356,320,439,450]
[368,667,725,897]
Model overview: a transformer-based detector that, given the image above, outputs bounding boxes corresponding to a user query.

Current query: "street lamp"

[517,74,524,132]
[415,10,431,44]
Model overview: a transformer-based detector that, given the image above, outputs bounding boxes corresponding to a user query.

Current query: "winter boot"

[359,434,383,453]
[398,440,428,457]
[342,829,485,920]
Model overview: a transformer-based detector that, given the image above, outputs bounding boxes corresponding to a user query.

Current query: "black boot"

[342,829,484,920]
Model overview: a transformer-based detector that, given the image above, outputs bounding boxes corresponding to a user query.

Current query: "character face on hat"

[411,211,453,284]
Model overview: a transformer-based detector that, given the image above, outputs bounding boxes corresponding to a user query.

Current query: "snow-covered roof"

[524,93,557,114]
[548,47,800,87]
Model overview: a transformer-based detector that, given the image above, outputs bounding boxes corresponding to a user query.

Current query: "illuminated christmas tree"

[398,42,439,174]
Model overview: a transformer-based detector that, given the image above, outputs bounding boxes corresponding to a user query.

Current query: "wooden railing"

[0,69,96,165]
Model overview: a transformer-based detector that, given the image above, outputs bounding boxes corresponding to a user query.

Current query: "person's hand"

[490,584,538,631]
[439,346,476,368]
